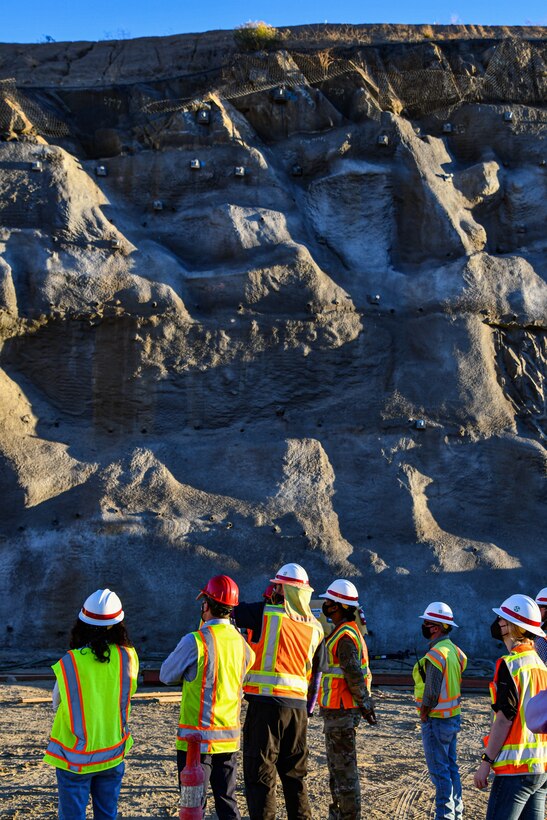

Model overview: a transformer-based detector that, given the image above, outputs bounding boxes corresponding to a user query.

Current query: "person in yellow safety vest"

[233,562,326,820]
[43,588,139,820]
[413,601,467,820]
[473,594,547,819]
[318,579,377,820]
[160,575,255,820]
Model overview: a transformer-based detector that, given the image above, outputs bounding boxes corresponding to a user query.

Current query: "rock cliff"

[0,24,545,654]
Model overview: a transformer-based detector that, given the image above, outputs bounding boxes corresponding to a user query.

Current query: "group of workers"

[42,566,547,820]
[413,591,547,820]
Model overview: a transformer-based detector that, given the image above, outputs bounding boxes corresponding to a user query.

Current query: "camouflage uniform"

[320,636,375,820]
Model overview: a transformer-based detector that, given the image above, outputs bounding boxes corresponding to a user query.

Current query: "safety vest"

[487,648,547,775]
[413,638,467,718]
[44,644,138,773]
[244,604,323,701]
[319,621,371,709]
[178,622,253,754]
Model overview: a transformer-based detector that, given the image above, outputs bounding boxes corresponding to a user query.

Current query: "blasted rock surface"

[0,25,546,655]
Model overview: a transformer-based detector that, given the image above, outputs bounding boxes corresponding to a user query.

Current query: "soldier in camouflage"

[317,580,377,820]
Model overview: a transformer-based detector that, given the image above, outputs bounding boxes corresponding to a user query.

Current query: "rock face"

[0,25,545,655]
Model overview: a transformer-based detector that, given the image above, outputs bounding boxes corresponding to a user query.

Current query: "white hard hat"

[535,588,547,607]
[270,563,312,590]
[493,594,545,638]
[319,579,360,608]
[419,601,458,628]
[79,589,124,626]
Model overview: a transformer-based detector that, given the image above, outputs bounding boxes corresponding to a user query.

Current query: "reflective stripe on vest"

[44,736,129,768]
[44,645,137,773]
[413,639,467,718]
[244,605,323,700]
[488,649,547,775]
[177,623,251,754]
[319,622,370,709]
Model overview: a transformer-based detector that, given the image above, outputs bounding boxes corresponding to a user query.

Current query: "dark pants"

[177,749,240,820]
[242,698,312,820]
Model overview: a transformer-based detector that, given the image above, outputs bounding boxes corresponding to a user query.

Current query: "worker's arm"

[338,636,377,725]
[535,636,547,666]
[307,638,327,716]
[232,601,265,640]
[473,711,513,788]
[420,660,444,722]
[52,681,60,711]
[159,633,198,685]
[473,659,518,789]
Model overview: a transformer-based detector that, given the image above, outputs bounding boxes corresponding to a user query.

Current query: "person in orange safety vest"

[473,593,547,819]
[318,579,377,820]
[233,562,326,820]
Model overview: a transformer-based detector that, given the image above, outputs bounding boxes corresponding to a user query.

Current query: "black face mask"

[490,617,503,641]
[421,624,435,640]
[270,591,284,606]
[322,602,337,620]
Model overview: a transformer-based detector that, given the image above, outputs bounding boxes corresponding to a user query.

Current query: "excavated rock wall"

[0,25,545,656]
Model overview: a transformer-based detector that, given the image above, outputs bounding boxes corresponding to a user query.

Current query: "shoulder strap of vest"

[116,646,135,733]
[58,650,87,747]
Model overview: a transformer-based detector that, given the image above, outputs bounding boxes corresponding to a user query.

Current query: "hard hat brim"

[419,614,458,628]
[319,592,360,606]
[269,576,313,590]
[78,609,124,626]
[492,607,546,638]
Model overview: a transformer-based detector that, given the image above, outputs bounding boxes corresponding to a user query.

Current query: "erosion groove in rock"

[0,25,545,653]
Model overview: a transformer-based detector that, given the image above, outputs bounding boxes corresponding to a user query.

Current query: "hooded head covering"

[283,583,318,624]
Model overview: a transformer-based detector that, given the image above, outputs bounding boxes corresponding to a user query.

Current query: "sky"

[1,0,545,44]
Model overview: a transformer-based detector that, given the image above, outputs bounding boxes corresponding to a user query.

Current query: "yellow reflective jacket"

[178,622,254,754]
[44,644,138,773]
[413,638,467,718]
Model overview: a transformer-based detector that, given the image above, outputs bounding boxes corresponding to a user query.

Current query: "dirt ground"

[0,681,501,819]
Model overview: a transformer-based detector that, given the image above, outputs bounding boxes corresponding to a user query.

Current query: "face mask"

[322,602,337,619]
[271,591,284,605]
[422,624,435,639]
[490,617,503,641]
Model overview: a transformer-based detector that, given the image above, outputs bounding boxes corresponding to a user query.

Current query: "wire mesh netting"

[0,78,69,138]
[141,38,547,120]
[1,38,544,137]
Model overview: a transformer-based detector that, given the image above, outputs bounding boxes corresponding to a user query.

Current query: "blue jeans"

[421,715,462,820]
[56,761,125,819]
[486,773,547,820]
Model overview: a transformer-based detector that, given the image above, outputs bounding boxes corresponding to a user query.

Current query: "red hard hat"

[197,575,239,607]
[263,583,276,600]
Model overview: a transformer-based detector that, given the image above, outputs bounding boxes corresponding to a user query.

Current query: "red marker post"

[179,733,205,820]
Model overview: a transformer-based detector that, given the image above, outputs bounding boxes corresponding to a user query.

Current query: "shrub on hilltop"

[233,21,282,51]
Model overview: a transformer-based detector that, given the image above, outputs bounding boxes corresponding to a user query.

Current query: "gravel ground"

[0,681,499,819]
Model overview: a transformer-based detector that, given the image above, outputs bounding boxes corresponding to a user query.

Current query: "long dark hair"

[69,619,133,663]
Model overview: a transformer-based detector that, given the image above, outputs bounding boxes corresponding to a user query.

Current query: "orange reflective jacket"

[244,604,323,700]
[319,621,370,709]
[488,648,547,775]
